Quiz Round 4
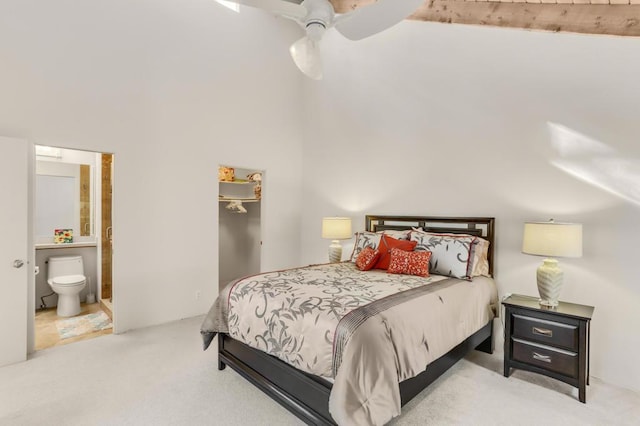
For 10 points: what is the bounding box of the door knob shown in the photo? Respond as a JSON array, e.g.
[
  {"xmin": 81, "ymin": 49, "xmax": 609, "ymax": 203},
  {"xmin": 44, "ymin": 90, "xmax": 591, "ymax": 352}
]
[{"xmin": 13, "ymin": 259, "xmax": 25, "ymax": 269}]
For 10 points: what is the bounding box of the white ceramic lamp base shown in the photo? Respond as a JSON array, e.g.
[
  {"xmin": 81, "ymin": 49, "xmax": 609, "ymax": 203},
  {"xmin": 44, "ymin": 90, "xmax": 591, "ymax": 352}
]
[
  {"xmin": 328, "ymin": 240, "xmax": 343, "ymax": 263},
  {"xmin": 537, "ymin": 258, "xmax": 563, "ymax": 307}
]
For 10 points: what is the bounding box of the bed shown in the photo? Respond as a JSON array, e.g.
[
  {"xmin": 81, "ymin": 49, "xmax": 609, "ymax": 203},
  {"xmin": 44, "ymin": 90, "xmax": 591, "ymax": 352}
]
[{"xmin": 201, "ymin": 215, "xmax": 497, "ymax": 425}]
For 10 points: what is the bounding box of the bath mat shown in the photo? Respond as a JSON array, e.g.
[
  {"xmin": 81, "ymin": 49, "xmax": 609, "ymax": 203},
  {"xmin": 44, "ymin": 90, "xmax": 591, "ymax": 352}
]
[{"xmin": 55, "ymin": 311, "xmax": 112, "ymax": 340}]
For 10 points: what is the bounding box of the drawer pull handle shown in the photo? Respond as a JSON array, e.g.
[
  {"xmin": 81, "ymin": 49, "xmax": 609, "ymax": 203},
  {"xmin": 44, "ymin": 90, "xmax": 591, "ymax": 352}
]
[
  {"xmin": 532, "ymin": 352, "xmax": 552, "ymax": 363},
  {"xmin": 532, "ymin": 327, "xmax": 553, "ymax": 337}
]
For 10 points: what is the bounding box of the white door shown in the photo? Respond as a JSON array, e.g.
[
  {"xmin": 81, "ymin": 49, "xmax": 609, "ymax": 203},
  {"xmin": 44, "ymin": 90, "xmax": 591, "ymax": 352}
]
[{"xmin": 0, "ymin": 137, "xmax": 29, "ymax": 366}]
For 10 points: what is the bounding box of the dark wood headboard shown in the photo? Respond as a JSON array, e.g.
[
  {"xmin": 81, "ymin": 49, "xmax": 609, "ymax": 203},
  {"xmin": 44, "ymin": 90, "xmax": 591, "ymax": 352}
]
[{"xmin": 365, "ymin": 215, "xmax": 496, "ymax": 277}]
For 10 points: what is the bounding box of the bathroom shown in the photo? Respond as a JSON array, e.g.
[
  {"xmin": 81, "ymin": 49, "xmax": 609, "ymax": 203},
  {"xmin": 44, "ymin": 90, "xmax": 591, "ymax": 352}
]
[{"xmin": 34, "ymin": 145, "xmax": 113, "ymax": 350}]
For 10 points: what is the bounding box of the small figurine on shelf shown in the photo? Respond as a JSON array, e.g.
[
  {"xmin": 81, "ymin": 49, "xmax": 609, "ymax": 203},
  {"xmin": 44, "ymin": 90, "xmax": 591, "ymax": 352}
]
[
  {"xmin": 218, "ymin": 166, "xmax": 235, "ymax": 182},
  {"xmin": 225, "ymin": 200, "xmax": 247, "ymax": 214},
  {"xmin": 54, "ymin": 229, "xmax": 73, "ymax": 244},
  {"xmin": 247, "ymin": 172, "xmax": 262, "ymax": 199}
]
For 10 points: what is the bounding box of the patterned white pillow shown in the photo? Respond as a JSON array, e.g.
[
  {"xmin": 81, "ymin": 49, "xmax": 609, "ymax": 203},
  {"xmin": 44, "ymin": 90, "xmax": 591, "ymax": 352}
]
[
  {"xmin": 409, "ymin": 231, "xmax": 476, "ymax": 279},
  {"xmin": 350, "ymin": 232, "xmax": 382, "ymax": 262},
  {"xmin": 375, "ymin": 229, "xmax": 411, "ymax": 240}
]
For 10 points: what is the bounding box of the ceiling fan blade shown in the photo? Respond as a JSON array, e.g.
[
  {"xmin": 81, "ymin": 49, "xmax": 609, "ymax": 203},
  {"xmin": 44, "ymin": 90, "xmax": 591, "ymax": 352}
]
[
  {"xmin": 289, "ymin": 36, "xmax": 323, "ymax": 80},
  {"xmin": 218, "ymin": 0, "xmax": 307, "ymax": 20},
  {"xmin": 334, "ymin": 0, "xmax": 424, "ymax": 41}
]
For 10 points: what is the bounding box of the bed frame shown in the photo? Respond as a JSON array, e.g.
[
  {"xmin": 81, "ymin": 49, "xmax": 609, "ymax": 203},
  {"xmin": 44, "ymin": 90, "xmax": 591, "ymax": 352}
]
[{"xmin": 217, "ymin": 215, "xmax": 496, "ymax": 425}]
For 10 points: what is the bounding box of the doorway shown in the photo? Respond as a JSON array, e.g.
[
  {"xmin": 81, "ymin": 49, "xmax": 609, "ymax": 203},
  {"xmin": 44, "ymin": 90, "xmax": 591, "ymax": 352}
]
[{"xmin": 33, "ymin": 146, "xmax": 114, "ymax": 351}]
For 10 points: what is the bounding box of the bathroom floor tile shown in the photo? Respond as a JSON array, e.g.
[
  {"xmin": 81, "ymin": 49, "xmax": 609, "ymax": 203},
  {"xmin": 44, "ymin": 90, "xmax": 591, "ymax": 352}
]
[{"xmin": 35, "ymin": 302, "xmax": 112, "ymax": 351}]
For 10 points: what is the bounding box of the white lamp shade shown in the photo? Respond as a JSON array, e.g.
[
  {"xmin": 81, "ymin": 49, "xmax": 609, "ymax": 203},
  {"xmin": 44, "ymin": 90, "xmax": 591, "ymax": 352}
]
[
  {"xmin": 322, "ymin": 217, "xmax": 352, "ymax": 240},
  {"xmin": 522, "ymin": 221, "xmax": 583, "ymax": 258}
]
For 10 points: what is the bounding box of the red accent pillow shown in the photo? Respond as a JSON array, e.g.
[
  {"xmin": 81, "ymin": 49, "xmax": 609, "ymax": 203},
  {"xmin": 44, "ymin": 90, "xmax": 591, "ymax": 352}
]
[
  {"xmin": 374, "ymin": 235, "xmax": 417, "ymax": 270},
  {"xmin": 355, "ymin": 247, "xmax": 380, "ymax": 271},
  {"xmin": 387, "ymin": 248, "xmax": 432, "ymax": 277}
]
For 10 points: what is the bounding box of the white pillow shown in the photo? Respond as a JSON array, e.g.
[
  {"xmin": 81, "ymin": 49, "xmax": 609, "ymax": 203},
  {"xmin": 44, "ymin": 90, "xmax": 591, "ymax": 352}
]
[
  {"xmin": 410, "ymin": 231, "xmax": 476, "ymax": 279},
  {"xmin": 375, "ymin": 229, "xmax": 411, "ymax": 240},
  {"xmin": 349, "ymin": 232, "xmax": 382, "ymax": 262},
  {"xmin": 410, "ymin": 229, "xmax": 490, "ymax": 278}
]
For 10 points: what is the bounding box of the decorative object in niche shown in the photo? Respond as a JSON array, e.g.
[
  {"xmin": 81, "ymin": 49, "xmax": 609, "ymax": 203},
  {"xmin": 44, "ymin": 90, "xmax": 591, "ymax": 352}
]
[
  {"xmin": 54, "ymin": 229, "xmax": 73, "ymax": 244},
  {"xmin": 226, "ymin": 200, "xmax": 247, "ymax": 214},
  {"xmin": 218, "ymin": 166, "xmax": 235, "ymax": 182},
  {"xmin": 247, "ymin": 172, "xmax": 262, "ymax": 199}
]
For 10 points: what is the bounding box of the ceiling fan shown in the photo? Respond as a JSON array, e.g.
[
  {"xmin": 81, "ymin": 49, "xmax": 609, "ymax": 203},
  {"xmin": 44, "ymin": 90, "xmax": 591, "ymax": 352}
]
[{"xmin": 218, "ymin": 0, "xmax": 424, "ymax": 80}]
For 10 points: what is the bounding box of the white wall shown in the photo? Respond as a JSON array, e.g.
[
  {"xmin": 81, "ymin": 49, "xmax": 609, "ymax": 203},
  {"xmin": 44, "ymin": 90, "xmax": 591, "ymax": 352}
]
[
  {"xmin": 300, "ymin": 23, "xmax": 640, "ymax": 392},
  {"xmin": 0, "ymin": 0, "xmax": 305, "ymax": 333}
]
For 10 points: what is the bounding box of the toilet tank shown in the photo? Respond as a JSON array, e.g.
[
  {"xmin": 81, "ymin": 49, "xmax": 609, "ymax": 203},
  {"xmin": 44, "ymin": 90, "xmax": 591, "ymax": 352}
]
[{"xmin": 47, "ymin": 255, "xmax": 84, "ymax": 279}]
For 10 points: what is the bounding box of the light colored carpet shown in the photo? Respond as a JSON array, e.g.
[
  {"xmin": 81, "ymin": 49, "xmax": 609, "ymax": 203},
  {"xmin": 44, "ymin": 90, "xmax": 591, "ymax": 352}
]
[
  {"xmin": 55, "ymin": 312, "xmax": 113, "ymax": 340},
  {"xmin": 0, "ymin": 316, "xmax": 638, "ymax": 426}
]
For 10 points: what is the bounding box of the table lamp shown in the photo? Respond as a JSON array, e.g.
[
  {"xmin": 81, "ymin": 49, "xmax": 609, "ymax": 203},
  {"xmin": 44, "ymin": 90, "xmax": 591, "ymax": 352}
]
[
  {"xmin": 522, "ymin": 219, "xmax": 583, "ymax": 307},
  {"xmin": 322, "ymin": 217, "xmax": 352, "ymax": 263}
]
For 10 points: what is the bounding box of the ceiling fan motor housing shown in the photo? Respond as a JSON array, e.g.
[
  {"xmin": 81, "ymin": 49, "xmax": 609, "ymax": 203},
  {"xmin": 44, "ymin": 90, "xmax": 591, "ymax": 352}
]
[
  {"xmin": 305, "ymin": 21, "xmax": 326, "ymax": 41},
  {"xmin": 301, "ymin": 0, "xmax": 334, "ymax": 40}
]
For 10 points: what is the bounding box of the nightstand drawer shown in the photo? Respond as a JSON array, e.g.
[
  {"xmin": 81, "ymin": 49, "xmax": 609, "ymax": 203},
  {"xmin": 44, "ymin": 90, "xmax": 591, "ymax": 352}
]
[
  {"xmin": 512, "ymin": 338, "xmax": 578, "ymax": 378},
  {"xmin": 512, "ymin": 314, "xmax": 578, "ymax": 351}
]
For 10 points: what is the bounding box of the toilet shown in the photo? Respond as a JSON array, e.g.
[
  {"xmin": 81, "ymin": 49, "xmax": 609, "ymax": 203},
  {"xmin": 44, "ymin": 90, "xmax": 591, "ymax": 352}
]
[{"xmin": 47, "ymin": 255, "xmax": 87, "ymax": 317}]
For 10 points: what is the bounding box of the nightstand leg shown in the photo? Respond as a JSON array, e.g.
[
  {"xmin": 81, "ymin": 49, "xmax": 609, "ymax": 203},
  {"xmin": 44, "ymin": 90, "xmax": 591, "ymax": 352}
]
[
  {"xmin": 587, "ymin": 321, "xmax": 591, "ymax": 386},
  {"xmin": 579, "ymin": 321, "xmax": 588, "ymax": 403},
  {"xmin": 503, "ymin": 344, "xmax": 511, "ymax": 377},
  {"xmin": 503, "ymin": 306, "xmax": 513, "ymax": 378}
]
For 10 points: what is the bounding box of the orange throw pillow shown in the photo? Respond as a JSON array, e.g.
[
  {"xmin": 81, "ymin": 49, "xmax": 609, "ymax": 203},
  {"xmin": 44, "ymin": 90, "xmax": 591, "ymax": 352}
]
[
  {"xmin": 388, "ymin": 248, "xmax": 432, "ymax": 277},
  {"xmin": 355, "ymin": 247, "xmax": 380, "ymax": 271},
  {"xmin": 374, "ymin": 235, "xmax": 417, "ymax": 270}
]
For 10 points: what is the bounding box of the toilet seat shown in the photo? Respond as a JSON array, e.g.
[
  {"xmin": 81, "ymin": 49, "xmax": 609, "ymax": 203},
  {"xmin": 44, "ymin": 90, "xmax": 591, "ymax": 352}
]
[{"xmin": 50, "ymin": 274, "xmax": 86, "ymax": 286}]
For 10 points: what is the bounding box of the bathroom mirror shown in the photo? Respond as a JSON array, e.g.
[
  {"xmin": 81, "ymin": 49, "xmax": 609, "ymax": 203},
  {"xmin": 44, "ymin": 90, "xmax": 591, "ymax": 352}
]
[{"xmin": 35, "ymin": 160, "xmax": 94, "ymax": 239}]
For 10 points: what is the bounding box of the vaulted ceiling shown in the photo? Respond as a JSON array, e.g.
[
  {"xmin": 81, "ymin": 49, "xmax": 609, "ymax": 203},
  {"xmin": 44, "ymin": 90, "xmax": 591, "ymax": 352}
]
[{"xmin": 330, "ymin": 0, "xmax": 640, "ymax": 37}]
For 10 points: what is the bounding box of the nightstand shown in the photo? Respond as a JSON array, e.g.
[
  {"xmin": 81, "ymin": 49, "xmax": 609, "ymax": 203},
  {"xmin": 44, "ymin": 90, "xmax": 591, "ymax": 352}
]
[{"xmin": 502, "ymin": 294, "xmax": 594, "ymax": 403}]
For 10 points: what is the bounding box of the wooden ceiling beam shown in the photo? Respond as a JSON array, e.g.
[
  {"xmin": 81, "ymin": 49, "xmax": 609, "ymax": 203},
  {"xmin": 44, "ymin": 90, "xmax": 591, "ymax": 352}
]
[{"xmin": 330, "ymin": 0, "xmax": 640, "ymax": 37}]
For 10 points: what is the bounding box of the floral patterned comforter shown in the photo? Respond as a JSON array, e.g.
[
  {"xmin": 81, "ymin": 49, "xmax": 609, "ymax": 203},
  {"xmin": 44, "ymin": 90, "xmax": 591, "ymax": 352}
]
[{"xmin": 201, "ymin": 262, "xmax": 497, "ymax": 425}]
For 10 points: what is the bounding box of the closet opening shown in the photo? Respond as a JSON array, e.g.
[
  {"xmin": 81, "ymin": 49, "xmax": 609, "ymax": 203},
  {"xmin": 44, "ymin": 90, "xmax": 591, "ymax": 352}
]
[{"xmin": 218, "ymin": 165, "xmax": 263, "ymax": 290}]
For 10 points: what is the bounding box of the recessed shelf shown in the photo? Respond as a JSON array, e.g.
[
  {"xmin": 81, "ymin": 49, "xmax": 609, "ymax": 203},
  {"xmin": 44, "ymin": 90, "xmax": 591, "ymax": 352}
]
[
  {"xmin": 219, "ymin": 168, "xmax": 262, "ymax": 207},
  {"xmin": 219, "ymin": 197, "xmax": 260, "ymax": 203},
  {"xmin": 219, "ymin": 180, "xmax": 256, "ymax": 185},
  {"xmin": 35, "ymin": 242, "xmax": 98, "ymax": 250}
]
